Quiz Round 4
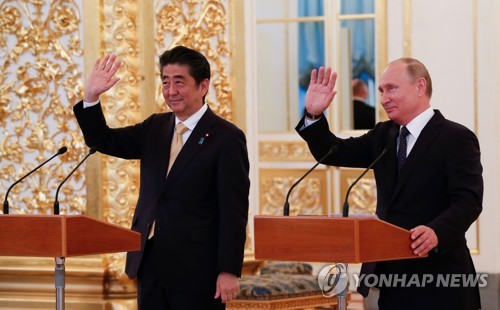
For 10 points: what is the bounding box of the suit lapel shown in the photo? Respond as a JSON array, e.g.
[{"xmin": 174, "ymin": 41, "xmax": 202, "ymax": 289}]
[
  {"xmin": 374, "ymin": 123, "xmax": 399, "ymax": 220},
  {"xmin": 156, "ymin": 114, "xmax": 176, "ymax": 182},
  {"xmin": 382, "ymin": 123, "xmax": 400, "ymax": 199},
  {"xmin": 163, "ymin": 107, "xmax": 217, "ymax": 190},
  {"xmin": 388, "ymin": 111, "xmax": 445, "ymax": 207}
]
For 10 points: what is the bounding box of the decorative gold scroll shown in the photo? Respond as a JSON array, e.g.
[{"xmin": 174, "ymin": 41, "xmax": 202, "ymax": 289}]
[
  {"xmin": 259, "ymin": 169, "xmax": 328, "ymax": 216},
  {"xmin": 259, "ymin": 141, "xmax": 314, "ymax": 161},
  {"xmin": 0, "ymin": 0, "xmax": 238, "ymax": 301},
  {"xmin": 339, "ymin": 168, "xmax": 377, "ymax": 214},
  {"xmin": 154, "ymin": 0, "xmax": 233, "ymax": 120},
  {"xmin": 100, "ymin": 0, "xmax": 234, "ymax": 280},
  {"xmin": 99, "ymin": 0, "xmax": 142, "ymax": 282},
  {"xmin": 0, "ymin": 0, "xmax": 86, "ymax": 215}
]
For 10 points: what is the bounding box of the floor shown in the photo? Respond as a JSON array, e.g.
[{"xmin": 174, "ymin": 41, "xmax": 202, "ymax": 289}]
[{"xmin": 315, "ymin": 292, "xmax": 368, "ymax": 310}]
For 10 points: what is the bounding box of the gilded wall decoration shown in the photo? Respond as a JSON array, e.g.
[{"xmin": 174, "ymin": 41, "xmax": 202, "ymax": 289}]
[
  {"xmin": 259, "ymin": 169, "xmax": 328, "ymax": 216},
  {"xmin": 0, "ymin": 0, "xmax": 86, "ymax": 215},
  {"xmin": 100, "ymin": 0, "xmax": 234, "ymax": 279},
  {"xmin": 259, "ymin": 141, "xmax": 314, "ymax": 161},
  {"xmin": 154, "ymin": 0, "xmax": 233, "ymax": 120},
  {"xmin": 340, "ymin": 169, "xmax": 377, "ymax": 215},
  {"xmin": 99, "ymin": 0, "xmax": 142, "ymax": 281}
]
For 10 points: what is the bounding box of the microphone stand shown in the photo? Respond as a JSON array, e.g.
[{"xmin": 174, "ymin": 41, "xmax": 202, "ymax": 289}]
[
  {"xmin": 54, "ymin": 147, "xmax": 96, "ymax": 215},
  {"xmin": 337, "ymin": 147, "xmax": 388, "ymax": 310},
  {"xmin": 52, "ymin": 147, "xmax": 96, "ymax": 310},
  {"xmin": 283, "ymin": 145, "xmax": 337, "ymax": 216},
  {"xmin": 3, "ymin": 147, "xmax": 67, "ymax": 214},
  {"xmin": 342, "ymin": 148, "xmax": 387, "ymax": 217}
]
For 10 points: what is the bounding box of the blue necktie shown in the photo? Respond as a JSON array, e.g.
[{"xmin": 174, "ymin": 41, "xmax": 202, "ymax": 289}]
[{"xmin": 397, "ymin": 126, "xmax": 410, "ymax": 172}]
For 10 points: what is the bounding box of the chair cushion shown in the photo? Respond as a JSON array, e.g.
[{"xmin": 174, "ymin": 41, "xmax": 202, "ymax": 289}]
[
  {"xmin": 238, "ymin": 274, "xmax": 321, "ymax": 300},
  {"xmin": 260, "ymin": 262, "xmax": 313, "ymax": 275}
]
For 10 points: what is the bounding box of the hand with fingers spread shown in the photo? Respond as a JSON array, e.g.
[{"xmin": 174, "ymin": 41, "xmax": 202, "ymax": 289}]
[
  {"xmin": 304, "ymin": 66, "xmax": 338, "ymax": 116},
  {"xmin": 214, "ymin": 272, "xmax": 239, "ymax": 303},
  {"xmin": 84, "ymin": 55, "xmax": 122, "ymax": 102},
  {"xmin": 410, "ymin": 225, "xmax": 439, "ymax": 256}
]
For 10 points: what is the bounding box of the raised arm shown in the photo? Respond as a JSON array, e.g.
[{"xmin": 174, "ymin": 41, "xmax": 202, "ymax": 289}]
[
  {"xmin": 304, "ymin": 66, "xmax": 338, "ymax": 115},
  {"xmin": 84, "ymin": 55, "xmax": 122, "ymax": 102}
]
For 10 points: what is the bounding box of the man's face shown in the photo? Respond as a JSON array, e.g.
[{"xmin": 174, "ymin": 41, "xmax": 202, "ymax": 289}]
[
  {"xmin": 378, "ymin": 61, "xmax": 423, "ymax": 125},
  {"xmin": 161, "ymin": 64, "xmax": 208, "ymax": 120}
]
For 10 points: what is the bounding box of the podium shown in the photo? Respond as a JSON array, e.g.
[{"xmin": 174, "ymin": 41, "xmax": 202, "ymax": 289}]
[
  {"xmin": 254, "ymin": 215, "xmax": 420, "ymax": 263},
  {"xmin": 0, "ymin": 214, "xmax": 141, "ymax": 309},
  {"xmin": 254, "ymin": 215, "xmax": 424, "ymax": 309}
]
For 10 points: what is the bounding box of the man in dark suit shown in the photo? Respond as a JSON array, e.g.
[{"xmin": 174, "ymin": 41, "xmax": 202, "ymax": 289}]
[
  {"xmin": 352, "ymin": 79, "xmax": 375, "ymax": 129},
  {"xmin": 297, "ymin": 58, "xmax": 482, "ymax": 310},
  {"xmin": 73, "ymin": 46, "xmax": 250, "ymax": 309}
]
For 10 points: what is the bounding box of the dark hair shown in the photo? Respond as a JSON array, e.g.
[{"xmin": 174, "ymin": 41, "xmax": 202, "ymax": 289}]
[
  {"xmin": 352, "ymin": 79, "xmax": 368, "ymax": 98},
  {"xmin": 159, "ymin": 46, "xmax": 211, "ymax": 86}
]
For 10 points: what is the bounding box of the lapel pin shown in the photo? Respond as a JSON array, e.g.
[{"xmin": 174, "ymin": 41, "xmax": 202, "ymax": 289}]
[{"xmin": 198, "ymin": 133, "xmax": 210, "ymax": 145}]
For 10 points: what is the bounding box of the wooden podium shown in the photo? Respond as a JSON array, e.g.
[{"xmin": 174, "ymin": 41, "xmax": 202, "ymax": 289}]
[
  {"xmin": 254, "ymin": 215, "xmax": 424, "ymax": 310},
  {"xmin": 254, "ymin": 215, "xmax": 420, "ymax": 263},
  {"xmin": 0, "ymin": 214, "xmax": 141, "ymax": 309}
]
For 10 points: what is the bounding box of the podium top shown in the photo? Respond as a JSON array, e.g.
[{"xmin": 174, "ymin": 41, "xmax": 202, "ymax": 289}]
[
  {"xmin": 254, "ymin": 215, "xmax": 423, "ymax": 263},
  {"xmin": 0, "ymin": 214, "xmax": 141, "ymax": 257}
]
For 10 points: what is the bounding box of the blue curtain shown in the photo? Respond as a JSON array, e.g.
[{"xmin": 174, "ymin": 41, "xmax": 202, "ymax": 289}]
[
  {"xmin": 298, "ymin": 0, "xmax": 325, "ymax": 116},
  {"xmin": 341, "ymin": 0, "xmax": 376, "ymax": 107}
]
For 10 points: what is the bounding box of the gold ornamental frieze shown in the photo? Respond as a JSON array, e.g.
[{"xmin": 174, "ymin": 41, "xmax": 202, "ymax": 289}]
[
  {"xmin": 0, "ymin": 0, "xmax": 86, "ymax": 215},
  {"xmin": 339, "ymin": 168, "xmax": 377, "ymax": 215},
  {"xmin": 99, "ymin": 0, "xmax": 142, "ymax": 282},
  {"xmin": 259, "ymin": 169, "xmax": 328, "ymax": 216},
  {"xmin": 100, "ymin": 0, "xmax": 234, "ymax": 281},
  {"xmin": 155, "ymin": 0, "xmax": 233, "ymax": 120},
  {"xmin": 259, "ymin": 141, "xmax": 314, "ymax": 161}
]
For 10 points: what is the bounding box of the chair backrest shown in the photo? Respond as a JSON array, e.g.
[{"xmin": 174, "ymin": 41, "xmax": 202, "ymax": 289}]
[{"xmin": 260, "ymin": 261, "xmax": 313, "ymax": 275}]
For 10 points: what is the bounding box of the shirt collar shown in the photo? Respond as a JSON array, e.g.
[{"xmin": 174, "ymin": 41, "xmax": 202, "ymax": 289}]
[
  {"xmin": 175, "ymin": 104, "xmax": 208, "ymax": 131},
  {"xmin": 403, "ymin": 107, "xmax": 435, "ymax": 139}
]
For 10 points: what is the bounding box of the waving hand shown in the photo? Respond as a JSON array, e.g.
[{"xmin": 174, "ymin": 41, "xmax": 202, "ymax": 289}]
[
  {"xmin": 304, "ymin": 67, "xmax": 338, "ymax": 115},
  {"xmin": 84, "ymin": 55, "xmax": 122, "ymax": 102}
]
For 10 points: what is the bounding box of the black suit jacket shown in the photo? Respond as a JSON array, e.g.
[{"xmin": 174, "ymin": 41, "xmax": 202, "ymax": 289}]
[
  {"xmin": 297, "ymin": 110, "xmax": 482, "ymax": 310},
  {"xmin": 353, "ymin": 99, "xmax": 375, "ymax": 130},
  {"xmin": 74, "ymin": 102, "xmax": 250, "ymax": 292}
]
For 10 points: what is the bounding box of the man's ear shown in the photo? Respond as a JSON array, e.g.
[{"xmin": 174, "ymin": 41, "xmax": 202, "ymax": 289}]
[
  {"xmin": 416, "ymin": 77, "xmax": 427, "ymax": 97},
  {"xmin": 200, "ymin": 79, "xmax": 210, "ymax": 96}
]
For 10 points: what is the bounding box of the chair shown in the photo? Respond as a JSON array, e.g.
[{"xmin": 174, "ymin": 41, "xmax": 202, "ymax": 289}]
[{"xmin": 228, "ymin": 261, "xmax": 340, "ymax": 310}]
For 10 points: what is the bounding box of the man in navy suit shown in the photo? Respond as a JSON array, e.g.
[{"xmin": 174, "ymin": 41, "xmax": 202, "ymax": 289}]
[
  {"xmin": 297, "ymin": 58, "xmax": 482, "ymax": 310},
  {"xmin": 74, "ymin": 46, "xmax": 250, "ymax": 309},
  {"xmin": 352, "ymin": 79, "xmax": 375, "ymax": 130}
]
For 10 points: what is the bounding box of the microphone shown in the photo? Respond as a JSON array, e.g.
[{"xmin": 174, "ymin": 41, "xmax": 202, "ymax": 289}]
[
  {"xmin": 342, "ymin": 147, "xmax": 388, "ymax": 217},
  {"xmin": 283, "ymin": 145, "xmax": 338, "ymax": 216},
  {"xmin": 3, "ymin": 147, "xmax": 68, "ymax": 215},
  {"xmin": 54, "ymin": 147, "xmax": 97, "ymax": 215}
]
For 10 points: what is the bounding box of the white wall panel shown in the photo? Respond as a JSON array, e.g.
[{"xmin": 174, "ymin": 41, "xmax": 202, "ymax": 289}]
[{"xmin": 411, "ymin": 0, "xmax": 475, "ymax": 131}]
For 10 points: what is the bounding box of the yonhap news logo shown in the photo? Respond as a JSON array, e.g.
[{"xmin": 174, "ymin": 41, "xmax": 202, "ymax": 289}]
[
  {"xmin": 353, "ymin": 273, "xmax": 488, "ymax": 288},
  {"xmin": 317, "ymin": 264, "xmax": 489, "ymax": 297},
  {"xmin": 317, "ymin": 263, "xmax": 349, "ymax": 297}
]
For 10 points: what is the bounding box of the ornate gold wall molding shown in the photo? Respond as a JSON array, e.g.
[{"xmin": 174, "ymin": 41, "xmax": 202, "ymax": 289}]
[
  {"xmin": 259, "ymin": 169, "xmax": 328, "ymax": 216},
  {"xmin": 339, "ymin": 168, "xmax": 377, "ymax": 215},
  {"xmin": 0, "ymin": 0, "xmax": 86, "ymax": 215},
  {"xmin": 98, "ymin": 0, "xmax": 143, "ymax": 283},
  {"xmin": 259, "ymin": 141, "xmax": 314, "ymax": 161},
  {"xmin": 96, "ymin": 0, "xmax": 236, "ymax": 281},
  {"xmin": 0, "ymin": 0, "xmax": 239, "ymax": 307},
  {"xmin": 154, "ymin": 0, "xmax": 234, "ymax": 120}
]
